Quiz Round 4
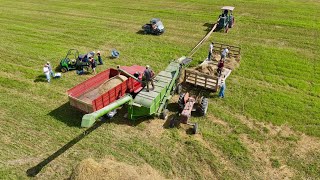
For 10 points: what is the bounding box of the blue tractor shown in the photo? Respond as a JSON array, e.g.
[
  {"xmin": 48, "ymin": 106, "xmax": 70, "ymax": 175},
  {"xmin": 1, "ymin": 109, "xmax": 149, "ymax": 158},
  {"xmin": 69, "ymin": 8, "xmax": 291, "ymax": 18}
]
[{"xmin": 216, "ymin": 6, "xmax": 235, "ymax": 33}]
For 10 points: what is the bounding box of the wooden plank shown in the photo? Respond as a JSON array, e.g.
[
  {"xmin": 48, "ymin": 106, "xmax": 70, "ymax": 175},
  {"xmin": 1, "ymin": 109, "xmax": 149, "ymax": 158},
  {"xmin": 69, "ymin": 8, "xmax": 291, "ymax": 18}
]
[
  {"xmin": 212, "ymin": 42, "xmax": 241, "ymax": 58},
  {"xmin": 186, "ymin": 79, "xmax": 216, "ymax": 87},
  {"xmin": 186, "ymin": 76, "xmax": 215, "ymax": 83},
  {"xmin": 185, "ymin": 69, "xmax": 216, "ymax": 79}
]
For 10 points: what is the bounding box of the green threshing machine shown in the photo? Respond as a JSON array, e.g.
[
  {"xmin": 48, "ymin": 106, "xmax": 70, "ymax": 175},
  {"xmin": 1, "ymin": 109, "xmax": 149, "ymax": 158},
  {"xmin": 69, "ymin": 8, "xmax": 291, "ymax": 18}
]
[{"xmin": 81, "ymin": 57, "xmax": 191, "ymax": 127}]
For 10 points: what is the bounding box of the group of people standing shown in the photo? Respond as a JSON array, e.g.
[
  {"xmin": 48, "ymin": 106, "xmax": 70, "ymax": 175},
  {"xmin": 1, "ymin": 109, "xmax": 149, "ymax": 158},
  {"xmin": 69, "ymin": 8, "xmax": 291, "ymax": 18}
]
[
  {"xmin": 207, "ymin": 42, "xmax": 229, "ymax": 98},
  {"xmin": 82, "ymin": 51, "xmax": 103, "ymax": 74}
]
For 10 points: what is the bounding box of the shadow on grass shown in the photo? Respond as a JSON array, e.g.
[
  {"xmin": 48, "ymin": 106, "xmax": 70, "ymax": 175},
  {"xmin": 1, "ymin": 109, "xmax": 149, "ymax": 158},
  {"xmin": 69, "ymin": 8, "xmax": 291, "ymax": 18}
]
[
  {"xmin": 34, "ymin": 75, "xmax": 47, "ymax": 83},
  {"xmin": 203, "ymin": 22, "xmax": 214, "ymax": 32},
  {"xmin": 54, "ymin": 66, "xmax": 61, "ymax": 72},
  {"xmin": 106, "ymin": 106, "xmax": 148, "ymax": 127},
  {"xmin": 136, "ymin": 30, "xmax": 146, "ymax": 35},
  {"xmin": 26, "ymin": 120, "xmax": 105, "ymax": 177},
  {"xmin": 48, "ymin": 102, "xmax": 84, "ymax": 127}
]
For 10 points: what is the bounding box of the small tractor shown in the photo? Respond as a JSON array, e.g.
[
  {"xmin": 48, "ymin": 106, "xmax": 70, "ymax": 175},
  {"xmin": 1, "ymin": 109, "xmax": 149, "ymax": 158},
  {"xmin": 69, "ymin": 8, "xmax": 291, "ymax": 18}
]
[
  {"xmin": 59, "ymin": 49, "xmax": 91, "ymax": 73},
  {"xmin": 169, "ymin": 92, "xmax": 209, "ymax": 134},
  {"xmin": 216, "ymin": 6, "xmax": 235, "ymax": 33},
  {"xmin": 142, "ymin": 18, "xmax": 165, "ymax": 35}
]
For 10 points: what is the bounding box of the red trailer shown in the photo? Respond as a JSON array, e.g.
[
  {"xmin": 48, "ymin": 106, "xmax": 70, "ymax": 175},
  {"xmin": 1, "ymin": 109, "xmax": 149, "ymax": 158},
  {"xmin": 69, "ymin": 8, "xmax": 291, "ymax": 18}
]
[{"xmin": 67, "ymin": 65, "xmax": 145, "ymax": 113}]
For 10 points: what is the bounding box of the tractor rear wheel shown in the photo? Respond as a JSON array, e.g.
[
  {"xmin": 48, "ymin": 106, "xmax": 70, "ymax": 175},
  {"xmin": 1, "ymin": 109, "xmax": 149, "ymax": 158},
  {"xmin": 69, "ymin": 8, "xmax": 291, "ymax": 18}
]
[
  {"xmin": 199, "ymin": 97, "xmax": 208, "ymax": 116},
  {"xmin": 61, "ymin": 67, "xmax": 67, "ymax": 73},
  {"xmin": 160, "ymin": 109, "xmax": 169, "ymax": 120},
  {"xmin": 178, "ymin": 93, "xmax": 186, "ymax": 112},
  {"xmin": 232, "ymin": 17, "xmax": 235, "ymax": 27},
  {"xmin": 225, "ymin": 25, "xmax": 229, "ymax": 33}
]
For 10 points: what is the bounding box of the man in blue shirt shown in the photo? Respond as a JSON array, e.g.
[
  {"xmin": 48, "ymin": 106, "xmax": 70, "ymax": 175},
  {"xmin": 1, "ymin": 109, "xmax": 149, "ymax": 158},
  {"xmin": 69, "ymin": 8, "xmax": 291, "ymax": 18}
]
[{"xmin": 219, "ymin": 76, "xmax": 226, "ymax": 98}]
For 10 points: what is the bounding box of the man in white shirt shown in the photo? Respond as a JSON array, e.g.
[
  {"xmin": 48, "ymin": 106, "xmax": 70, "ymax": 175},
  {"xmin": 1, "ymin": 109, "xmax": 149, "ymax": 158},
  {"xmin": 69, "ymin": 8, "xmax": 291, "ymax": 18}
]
[
  {"xmin": 221, "ymin": 48, "xmax": 229, "ymax": 62},
  {"xmin": 43, "ymin": 64, "xmax": 50, "ymax": 83},
  {"xmin": 207, "ymin": 42, "xmax": 214, "ymax": 61},
  {"xmin": 47, "ymin": 61, "xmax": 54, "ymax": 77}
]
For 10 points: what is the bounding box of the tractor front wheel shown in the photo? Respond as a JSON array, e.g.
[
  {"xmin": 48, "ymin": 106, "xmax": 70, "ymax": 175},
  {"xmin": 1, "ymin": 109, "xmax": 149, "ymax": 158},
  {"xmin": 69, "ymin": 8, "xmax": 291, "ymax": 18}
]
[
  {"xmin": 161, "ymin": 109, "xmax": 169, "ymax": 120},
  {"xmin": 178, "ymin": 93, "xmax": 186, "ymax": 112},
  {"xmin": 61, "ymin": 67, "xmax": 68, "ymax": 73},
  {"xmin": 192, "ymin": 123, "xmax": 198, "ymax": 134},
  {"xmin": 199, "ymin": 97, "xmax": 208, "ymax": 116}
]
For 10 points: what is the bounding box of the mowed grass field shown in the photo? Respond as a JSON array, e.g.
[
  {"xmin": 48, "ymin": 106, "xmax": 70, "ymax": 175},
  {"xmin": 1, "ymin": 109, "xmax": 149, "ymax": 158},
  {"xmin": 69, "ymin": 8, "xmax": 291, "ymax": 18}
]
[{"xmin": 0, "ymin": 0, "xmax": 320, "ymax": 179}]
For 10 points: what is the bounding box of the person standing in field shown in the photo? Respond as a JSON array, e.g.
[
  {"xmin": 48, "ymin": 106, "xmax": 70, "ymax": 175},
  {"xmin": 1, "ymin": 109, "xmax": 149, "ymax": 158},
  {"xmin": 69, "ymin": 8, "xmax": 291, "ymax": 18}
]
[
  {"xmin": 97, "ymin": 51, "xmax": 103, "ymax": 65},
  {"xmin": 217, "ymin": 59, "xmax": 224, "ymax": 76},
  {"xmin": 220, "ymin": 47, "xmax": 229, "ymax": 62},
  {"xmin": 46, "ymin": 61, "xmax": 54, "ymax": 77},
  {"xmin": 208, "ymin": 42, "xmax": 214, "ymax": 61},
  {"xmin": 43, "ymin": 64, "xmax": 50, "ymax": 83},
  {"xmin": 144, "ymin": 65, "xmax": 154, "ymax": 92},
  {"xmin": 219, "ymin": 76, "xmax": 226, "ymax": 98}
]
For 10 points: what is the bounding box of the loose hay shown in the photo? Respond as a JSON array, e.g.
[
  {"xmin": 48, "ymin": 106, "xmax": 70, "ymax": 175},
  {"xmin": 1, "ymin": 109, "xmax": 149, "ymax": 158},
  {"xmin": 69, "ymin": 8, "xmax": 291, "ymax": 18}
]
[
  {"xmin": 78, "ymin": 75, "xmax": 128, "ymax": 103},
  {"xmin": 195, "ymin": 64, "xmax": 217, "ymax": 75},
  {"xmin": 194, "ymin": 54, "xmax": 240, "ymax": 75},
  {"xmin": 70, "ymin": 158, "xmax": 166, "ymax": 180},
  {"xmin": 98, "ymin": 75, "xmax": 127, "ymax": 94},
  {"xmin": 224, "ymin": 57, "xmax": 240, "ymax": 70}
]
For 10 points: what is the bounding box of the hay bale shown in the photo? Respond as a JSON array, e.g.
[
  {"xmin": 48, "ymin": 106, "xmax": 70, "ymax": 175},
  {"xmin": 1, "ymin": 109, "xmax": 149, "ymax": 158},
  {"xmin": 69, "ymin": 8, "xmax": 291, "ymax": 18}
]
[{"xmin": 70, "ymin": 158, "xmax": 166, "ymax": 180}]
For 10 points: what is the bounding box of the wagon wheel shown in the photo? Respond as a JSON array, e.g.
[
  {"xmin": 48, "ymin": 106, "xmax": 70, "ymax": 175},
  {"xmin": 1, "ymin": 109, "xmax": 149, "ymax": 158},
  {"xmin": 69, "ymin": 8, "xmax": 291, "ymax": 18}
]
[
  {"xmin": 178, "ymin": 93, "xmax": 186, "ymax": 112},
  {"xmin": 199, "ymin": 97, "xmax": 208, "ymax": 116},
  {"xmin": 61, "ymin": 67, "xmax": 68, "ymax": 73},
  {"xmin": 192, "ymin": 123, "xmax": 199, "ymax": 134}
]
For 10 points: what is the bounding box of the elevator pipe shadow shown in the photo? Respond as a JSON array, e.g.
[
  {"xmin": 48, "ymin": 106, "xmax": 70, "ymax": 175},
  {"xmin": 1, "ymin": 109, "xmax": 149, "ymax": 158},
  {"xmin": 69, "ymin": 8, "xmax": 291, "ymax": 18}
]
[{"xmin": 26, "ymin": 120, "xmax": 105, "ymax": 177}]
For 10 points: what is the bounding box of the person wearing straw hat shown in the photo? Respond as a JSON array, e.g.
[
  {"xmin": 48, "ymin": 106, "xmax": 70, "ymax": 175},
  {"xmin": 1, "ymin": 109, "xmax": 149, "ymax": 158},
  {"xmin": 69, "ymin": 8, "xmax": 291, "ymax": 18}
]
[
  {"xmin": 43, "ymin": 64, "xmax": 50, "ymax": 83},
  {"xmin": 218, "ymin": 75, "xmax": 226, "ymax": 98},
  {"xmin": 46, "ymin": 61, "xmax": 54, "ymax": 77},
  {"xmin": 144, "ymin": 65, "xmax": 154, "ymax": 92}
]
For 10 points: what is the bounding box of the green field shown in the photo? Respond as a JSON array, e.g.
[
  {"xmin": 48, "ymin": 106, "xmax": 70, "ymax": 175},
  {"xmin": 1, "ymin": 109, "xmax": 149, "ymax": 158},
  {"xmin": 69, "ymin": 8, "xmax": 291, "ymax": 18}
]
[{"xmin": 0, "ymin": 0, "xmax": 319, "ymax": 179}]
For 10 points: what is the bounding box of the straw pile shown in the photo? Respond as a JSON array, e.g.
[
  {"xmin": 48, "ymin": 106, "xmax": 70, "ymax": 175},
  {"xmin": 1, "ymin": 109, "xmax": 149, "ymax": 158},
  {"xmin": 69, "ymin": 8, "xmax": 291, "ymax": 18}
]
[
  {"xmin": 78, "ymin": 75, "xmax": 127, "ymax": 103},
  {"xmin": 98, "ymin": 75, "xmax": 127, "ymax": 94},
  {"xmin": 70, "ymin": 158, "xmax": 165, "ymax": 180},
  {"xmin": 195, "ymin": 64, "xmax": 217, "ymax": 75}
]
